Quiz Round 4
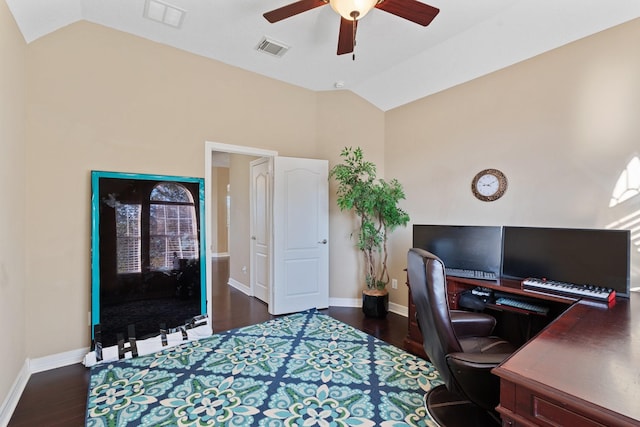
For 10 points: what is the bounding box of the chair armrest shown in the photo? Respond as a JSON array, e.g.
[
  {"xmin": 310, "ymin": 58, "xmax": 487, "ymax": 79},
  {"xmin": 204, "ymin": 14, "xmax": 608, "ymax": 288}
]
[{"xmin": 450, "ymin": 310, "xmax": 496, "ymax": 338}]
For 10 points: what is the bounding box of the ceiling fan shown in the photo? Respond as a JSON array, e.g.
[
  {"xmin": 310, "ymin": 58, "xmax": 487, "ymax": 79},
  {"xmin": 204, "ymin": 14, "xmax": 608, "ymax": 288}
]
[{"xmin": 263, "ymin": 0, "xmax": 440, "ymax": 58}]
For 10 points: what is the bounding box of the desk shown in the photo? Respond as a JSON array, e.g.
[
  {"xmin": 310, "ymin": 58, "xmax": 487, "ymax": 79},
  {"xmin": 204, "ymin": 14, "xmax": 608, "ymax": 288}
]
[
  {"xmin": 404, "ymin": 276, "xmax": 640, "ymax": 426},
  {"xmin": 493, "ymin": 296, "xmax": 640, "ymax": 426}
]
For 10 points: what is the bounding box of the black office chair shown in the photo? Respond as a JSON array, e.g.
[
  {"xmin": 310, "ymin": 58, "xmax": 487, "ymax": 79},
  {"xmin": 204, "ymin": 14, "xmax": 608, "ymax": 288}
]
[{"xmin": 407, "ymin": 248, "xmax": 515, "ymax": 427}]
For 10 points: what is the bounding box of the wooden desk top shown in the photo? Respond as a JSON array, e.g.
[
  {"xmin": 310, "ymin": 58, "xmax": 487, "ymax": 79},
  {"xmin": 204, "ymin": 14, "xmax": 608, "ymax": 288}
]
[{"xmin": 493, "ymin": 294, "xmax": 640, "ymax": 424}]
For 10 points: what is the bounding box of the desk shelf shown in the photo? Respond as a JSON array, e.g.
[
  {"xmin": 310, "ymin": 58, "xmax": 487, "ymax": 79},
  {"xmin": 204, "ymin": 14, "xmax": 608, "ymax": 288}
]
[{"xmin": 485, "ymin": 302, "xmax": 547, "ymax": 317}]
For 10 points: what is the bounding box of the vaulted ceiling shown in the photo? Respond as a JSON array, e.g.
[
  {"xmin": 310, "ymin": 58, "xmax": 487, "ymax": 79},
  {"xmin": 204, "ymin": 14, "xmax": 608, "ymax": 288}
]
[{"xmin": 6, "ymin": 0, "xmax": 640, "ymax": 110}]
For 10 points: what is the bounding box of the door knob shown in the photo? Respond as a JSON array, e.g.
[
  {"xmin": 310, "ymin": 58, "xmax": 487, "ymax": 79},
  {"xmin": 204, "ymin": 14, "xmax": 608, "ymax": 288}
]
[
  {"xmin": 318, "ymin": 239, "xmax": 327, "ymax": 244},
  {"xmin": 251, "ymin": 236, "xmax": 256, "ymax": 240}
]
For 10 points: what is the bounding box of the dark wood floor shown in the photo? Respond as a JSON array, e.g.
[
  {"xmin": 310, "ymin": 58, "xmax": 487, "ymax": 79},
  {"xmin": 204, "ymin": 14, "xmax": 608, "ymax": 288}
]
[{"xmin": 9, "ymin": 259, "xmax": 409, "ymax": 426}]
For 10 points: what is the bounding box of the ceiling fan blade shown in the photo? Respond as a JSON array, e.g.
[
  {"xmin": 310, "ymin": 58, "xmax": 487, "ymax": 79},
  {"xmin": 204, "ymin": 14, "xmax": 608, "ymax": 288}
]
[
  {"xmin": 337, "ymin": 17, "xmax": 357, "ymax": 55},
  {"xmin": 263, "ymin": 0, "xmax": 327, "ymax": 23},
  {"xmin": 375, "ymin": 0, "xmax": 439, "ymax": 26}
]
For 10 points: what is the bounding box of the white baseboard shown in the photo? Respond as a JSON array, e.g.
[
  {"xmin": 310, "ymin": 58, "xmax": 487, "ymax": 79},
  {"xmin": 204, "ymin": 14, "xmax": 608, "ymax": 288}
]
[
  {"xmin": 29, "ymin": 347, "xmax": 90, "ymax": 374},
  {"xmin": 228, "ymin": 278, "xmax": 251, "ymax": 295},
  {"xmin": 0, "ymin": 348, "xmax": 89, "ymax": 425},
  {"xmin": 329, "ymin": 297, "xmax": 408, "ymax": 317},
  {"xmin": 389, "ymin": 302, "xmax": 408, "ymax": 317},
  {"xmin": 0, "ymin": 360, "xmax": 29, "ymax": 426},
  {"xmin": 211, "ymin": 252, "xmax": 229, "ymax": 258},
  {"xmin": 328, "ymin": 297, "xmax": 360, "ymax": 307}
]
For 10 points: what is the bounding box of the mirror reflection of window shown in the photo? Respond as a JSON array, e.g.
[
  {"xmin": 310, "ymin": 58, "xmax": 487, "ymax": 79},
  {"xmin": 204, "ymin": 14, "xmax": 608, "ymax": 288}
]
[
  {"xmin": 149, "ymin": 183, "xmax": 199, "ymax": 271},
  {"xmin": 116, "ymin": 204, "xmax": 142, "ymax": 274}
]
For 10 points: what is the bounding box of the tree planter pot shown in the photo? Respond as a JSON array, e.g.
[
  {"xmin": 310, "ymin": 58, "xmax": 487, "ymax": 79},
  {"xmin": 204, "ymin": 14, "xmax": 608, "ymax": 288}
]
[{"xmin": 362, "ymin": 290, "xmax": 389, "ymax": 318}]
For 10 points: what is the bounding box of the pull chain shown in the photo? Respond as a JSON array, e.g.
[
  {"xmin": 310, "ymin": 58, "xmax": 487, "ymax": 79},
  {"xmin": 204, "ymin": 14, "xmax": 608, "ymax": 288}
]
[{"xmin": 350, "ymin": 11, "xmax": 358, "ymax": 61}]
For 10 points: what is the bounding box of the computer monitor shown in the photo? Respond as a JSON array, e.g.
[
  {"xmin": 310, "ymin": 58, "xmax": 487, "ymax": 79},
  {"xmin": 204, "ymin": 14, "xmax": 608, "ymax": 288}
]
[
  {"xmin": 502, "ymin": 226, "xmax": 630, "ymax": 297},
  {"xmin": 412, "ymin": 225, "xmax": 503, "ymax": 280}
]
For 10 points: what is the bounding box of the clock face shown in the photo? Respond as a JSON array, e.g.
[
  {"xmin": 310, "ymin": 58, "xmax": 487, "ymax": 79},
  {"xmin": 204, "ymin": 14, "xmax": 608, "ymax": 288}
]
[
  {"xmin": 471, "ymin": 169, "xmax": 507, "ymax": 201},
  {"xmin": 476, "ymin": 174, "xmax": 499, "ymax": 196}
]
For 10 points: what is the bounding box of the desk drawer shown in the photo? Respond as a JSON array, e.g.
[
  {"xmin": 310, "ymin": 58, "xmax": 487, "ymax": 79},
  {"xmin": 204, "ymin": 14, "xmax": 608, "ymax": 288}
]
[
  {"xmin": 498, "ymin": 380, "xmax": 609, "ymax": 427},
  {"xmin": 530, "ymin": 395, "xmax": 606, "ymax": 427}
]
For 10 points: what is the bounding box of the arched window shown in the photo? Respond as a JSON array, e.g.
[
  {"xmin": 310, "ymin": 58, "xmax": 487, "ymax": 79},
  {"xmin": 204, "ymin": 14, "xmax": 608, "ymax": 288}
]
[
  {"xmin": 610, "ymin": 156, "xmax": 640, "ymax": 207},
  {"xmin": 149, "ymin": 182, "xmax": 199, "ymax": 270},
  {"xmin": 607, "ymin": 157, "xmax": 640, "ymax": 258}
]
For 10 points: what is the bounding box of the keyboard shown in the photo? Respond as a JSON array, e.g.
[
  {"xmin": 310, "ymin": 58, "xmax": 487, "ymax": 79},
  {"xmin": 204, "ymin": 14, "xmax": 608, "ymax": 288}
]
[
  {"xmin": 522, "ymin": 277, "xmax": 615, "ymax": 302},
  {"xmin": 447, "ymin": 268, "xmax": 497, "ymax": 280},
  {"xmin": 494, "ymin": 296, "xmax": 549, "ymax": 315}
]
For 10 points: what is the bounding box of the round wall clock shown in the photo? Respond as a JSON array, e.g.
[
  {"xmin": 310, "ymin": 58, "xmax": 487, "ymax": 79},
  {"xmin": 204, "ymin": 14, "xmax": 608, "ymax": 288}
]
[{"xmin": 471, "ymin": 168, "xmax": 508, "ymax": 202}]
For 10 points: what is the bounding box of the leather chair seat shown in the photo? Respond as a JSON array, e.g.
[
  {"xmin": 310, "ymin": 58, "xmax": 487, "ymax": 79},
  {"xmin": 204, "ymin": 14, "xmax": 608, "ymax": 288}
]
[
  {"xmin": 451, "ymin": 310, "xmax": 496, "ymax": 337},
  {"xmin": 458, "ymin": 336, "xmax": 513, "ymax": 354}
]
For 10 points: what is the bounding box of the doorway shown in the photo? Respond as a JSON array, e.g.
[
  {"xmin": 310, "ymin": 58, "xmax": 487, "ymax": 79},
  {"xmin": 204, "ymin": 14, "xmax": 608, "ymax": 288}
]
[
  {"xmin": 204, "ymin": 142, "xmax": 278, "ymax": 320},
  {"xmin": 205, "ymin": 142, "xmax": 329, "ymax": 317}
]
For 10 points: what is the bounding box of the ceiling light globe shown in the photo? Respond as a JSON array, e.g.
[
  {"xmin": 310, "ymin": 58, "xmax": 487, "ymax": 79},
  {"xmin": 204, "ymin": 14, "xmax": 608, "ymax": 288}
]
[{"xmin": 329, "ymin": 0, "xmax": 378, "ymax": 20}]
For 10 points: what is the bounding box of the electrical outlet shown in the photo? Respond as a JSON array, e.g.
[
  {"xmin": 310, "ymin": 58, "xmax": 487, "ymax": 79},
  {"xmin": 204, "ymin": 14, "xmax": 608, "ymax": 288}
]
[{"xmin": 392, "ymin": 279, "xmax": 398, "ymax": 289}]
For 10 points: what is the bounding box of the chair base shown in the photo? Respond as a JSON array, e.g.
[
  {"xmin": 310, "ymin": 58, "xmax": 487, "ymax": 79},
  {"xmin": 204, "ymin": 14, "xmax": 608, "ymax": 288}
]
[{"xmin": 424, "ymin": 385, "xmax": 501, "ymax": 427}]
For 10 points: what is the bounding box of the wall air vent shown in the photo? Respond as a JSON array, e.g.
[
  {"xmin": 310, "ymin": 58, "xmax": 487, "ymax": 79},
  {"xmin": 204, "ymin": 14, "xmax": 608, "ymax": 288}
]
[{"xmin": 257, "ymin": 37, "xmax": 289, "ymax": 57}]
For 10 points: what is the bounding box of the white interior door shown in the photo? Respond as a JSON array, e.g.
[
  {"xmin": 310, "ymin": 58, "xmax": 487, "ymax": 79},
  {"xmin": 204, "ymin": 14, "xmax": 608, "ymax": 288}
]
[
  {"xmin": 250, "ymin": 158, "xmax": 271, "ymax": 303},
  {"xmin": 270, "ymin": 156, "xmax": 329, "ymax": 315}
]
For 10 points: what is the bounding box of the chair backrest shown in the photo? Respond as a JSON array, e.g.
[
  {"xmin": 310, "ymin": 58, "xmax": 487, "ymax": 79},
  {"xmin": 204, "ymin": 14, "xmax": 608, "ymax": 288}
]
[{"xmin": 407, "ymin": 248, "xmax": 463, "ymax": 393}]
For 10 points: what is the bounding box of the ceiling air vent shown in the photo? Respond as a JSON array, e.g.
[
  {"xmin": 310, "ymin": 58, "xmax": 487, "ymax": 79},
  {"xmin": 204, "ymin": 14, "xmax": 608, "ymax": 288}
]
[
  {"xmin": 144, "ymin": 0, "xmax": 186, "ymax": 29},
  {"xmin": 257, "ymin": 37, "xmax": 289, "ymax": 57}
]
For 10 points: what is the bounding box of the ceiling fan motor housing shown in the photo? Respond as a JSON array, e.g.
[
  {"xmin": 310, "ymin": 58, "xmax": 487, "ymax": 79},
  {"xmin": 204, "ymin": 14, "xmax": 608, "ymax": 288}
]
[{"xmin": 329, "ymin": 0, "xmax": 378, "ymax": 20}]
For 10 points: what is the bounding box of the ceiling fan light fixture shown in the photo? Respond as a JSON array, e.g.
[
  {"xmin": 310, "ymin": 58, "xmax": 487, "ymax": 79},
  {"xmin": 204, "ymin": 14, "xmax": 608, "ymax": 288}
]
[{"xmin": 329, "ymin": 0, "xmax": 378, "ymax": 20}]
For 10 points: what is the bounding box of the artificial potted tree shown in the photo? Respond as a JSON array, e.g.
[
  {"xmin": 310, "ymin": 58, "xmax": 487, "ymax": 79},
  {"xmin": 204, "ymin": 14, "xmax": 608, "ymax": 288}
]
[{"xmin": 330, "ymin": 147, "xmax": 410, "ymax": 318}]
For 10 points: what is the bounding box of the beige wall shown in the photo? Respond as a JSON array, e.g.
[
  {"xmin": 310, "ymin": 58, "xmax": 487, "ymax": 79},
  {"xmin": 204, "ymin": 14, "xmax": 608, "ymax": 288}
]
[
  {"xmin": 22, "ymin": 21, "xmax": 376, "ymax": 359},
  {"xmin": 385, "ymin": 17, "xmax": 640, "ymax": 307},
  {"xmin": 22, "ymin": 21, "xmax": 319, "ymax": 358},
  {"xmin": 0, "ymin": 0, "xmax": 26, "ymax": 410},
  {"xmin": 315, "ymin": 91, "xmax": 386, "ymax": 300},
  {"xmin": 210, "ymin": 166, "xmax": 230, "ymax": 255}
]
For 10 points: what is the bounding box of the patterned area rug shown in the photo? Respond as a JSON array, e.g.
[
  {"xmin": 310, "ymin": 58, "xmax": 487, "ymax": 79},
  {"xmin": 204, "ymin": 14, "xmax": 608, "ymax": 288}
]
[{"xmin": 86, "ymin": 310, "xmax": 442, "ymax": 426}]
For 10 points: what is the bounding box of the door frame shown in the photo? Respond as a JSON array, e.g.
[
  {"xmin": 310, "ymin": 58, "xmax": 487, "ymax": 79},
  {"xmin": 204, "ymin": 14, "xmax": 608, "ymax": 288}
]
[{"xmin": 204, "ymin": 141, "xmax": 278, "ymax": 321}]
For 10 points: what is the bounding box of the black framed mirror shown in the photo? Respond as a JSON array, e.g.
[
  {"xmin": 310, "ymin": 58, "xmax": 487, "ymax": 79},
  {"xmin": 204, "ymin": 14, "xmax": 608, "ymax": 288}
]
[{"xmin": 91, "ymin": 171, "xmax": 206, "ymax": 347}]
